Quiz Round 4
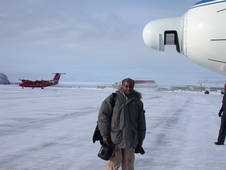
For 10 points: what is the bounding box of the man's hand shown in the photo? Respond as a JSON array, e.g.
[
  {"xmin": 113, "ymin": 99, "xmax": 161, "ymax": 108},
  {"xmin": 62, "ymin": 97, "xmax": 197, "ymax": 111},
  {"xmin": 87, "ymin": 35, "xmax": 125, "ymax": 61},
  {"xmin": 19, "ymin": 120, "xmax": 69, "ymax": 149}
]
[
  {"xmin": 135, "ymin": 145, "xmax": 145, "ymax": 155},
  {"xmin": 218, "ymin": 111, "xmax": 222, "ymax": 117},
  {"xmin": 218, "ymin": 107, "xmax": 223, "ymax": 117},
  {"xmin": 102, "ymin": 137, "xmax": 110, "ymax": 144}
]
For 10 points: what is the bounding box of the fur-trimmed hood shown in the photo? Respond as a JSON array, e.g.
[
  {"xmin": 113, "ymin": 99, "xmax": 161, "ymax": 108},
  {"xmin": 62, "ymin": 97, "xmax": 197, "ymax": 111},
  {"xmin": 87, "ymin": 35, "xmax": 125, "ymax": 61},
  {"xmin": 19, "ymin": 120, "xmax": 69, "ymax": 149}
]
[{"xmin": 117, "ymin": 89, "xmax": 142, "ymax": 100}]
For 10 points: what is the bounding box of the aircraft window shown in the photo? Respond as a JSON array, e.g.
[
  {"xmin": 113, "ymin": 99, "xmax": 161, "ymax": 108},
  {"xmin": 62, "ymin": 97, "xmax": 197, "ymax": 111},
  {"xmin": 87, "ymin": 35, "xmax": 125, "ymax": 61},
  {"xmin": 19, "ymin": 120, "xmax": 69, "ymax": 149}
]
[{"xmin": 164, "ymin": 31, "xmax": 180, "ymax": 52}]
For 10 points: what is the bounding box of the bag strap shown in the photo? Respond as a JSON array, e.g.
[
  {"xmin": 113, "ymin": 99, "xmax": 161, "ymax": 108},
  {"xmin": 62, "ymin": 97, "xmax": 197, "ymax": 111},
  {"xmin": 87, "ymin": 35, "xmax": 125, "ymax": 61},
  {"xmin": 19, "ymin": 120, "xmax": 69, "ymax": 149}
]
[
  {"xmin": 109, "ymin": 92, "xmax": 117, "ymax": 121},
  {"xmin": 109, "ymin": 93, "xmax": 116, "ymax": 109}
]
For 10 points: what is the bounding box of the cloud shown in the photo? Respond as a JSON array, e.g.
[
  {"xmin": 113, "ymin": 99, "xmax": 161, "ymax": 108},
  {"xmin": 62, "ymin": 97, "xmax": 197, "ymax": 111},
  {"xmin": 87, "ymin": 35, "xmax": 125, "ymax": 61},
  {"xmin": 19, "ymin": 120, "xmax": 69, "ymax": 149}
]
[{"xmin": 1, "ymin": 0, "xmax": 225, "ymax": 84}]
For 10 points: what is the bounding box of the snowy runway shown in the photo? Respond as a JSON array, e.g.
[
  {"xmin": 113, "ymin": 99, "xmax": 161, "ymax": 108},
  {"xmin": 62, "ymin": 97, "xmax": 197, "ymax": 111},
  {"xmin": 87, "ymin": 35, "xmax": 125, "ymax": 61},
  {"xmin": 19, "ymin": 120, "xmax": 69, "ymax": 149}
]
[{"xmin": 0, "ymin": 85, "xmax": 225, "ymax": 170}]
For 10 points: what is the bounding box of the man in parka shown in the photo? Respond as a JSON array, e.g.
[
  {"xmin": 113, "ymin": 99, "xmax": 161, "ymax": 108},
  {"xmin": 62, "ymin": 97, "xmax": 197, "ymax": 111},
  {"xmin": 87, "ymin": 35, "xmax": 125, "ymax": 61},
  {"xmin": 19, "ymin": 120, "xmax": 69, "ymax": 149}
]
[
  {"xmin": 215, "ymin": 84, "xmax": 226, "ymax": 145},
  {"xmin": 98, "ymin": 78, "xmax": 146, "ymax": 170}
]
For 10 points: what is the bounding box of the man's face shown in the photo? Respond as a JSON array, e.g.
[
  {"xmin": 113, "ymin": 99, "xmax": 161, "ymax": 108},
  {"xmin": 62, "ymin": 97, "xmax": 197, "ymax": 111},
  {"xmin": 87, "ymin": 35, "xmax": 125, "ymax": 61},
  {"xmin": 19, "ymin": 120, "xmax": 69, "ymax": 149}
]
[{"xmin": 122, "ymin": 81, "xmax": 134, "ymax": 96}]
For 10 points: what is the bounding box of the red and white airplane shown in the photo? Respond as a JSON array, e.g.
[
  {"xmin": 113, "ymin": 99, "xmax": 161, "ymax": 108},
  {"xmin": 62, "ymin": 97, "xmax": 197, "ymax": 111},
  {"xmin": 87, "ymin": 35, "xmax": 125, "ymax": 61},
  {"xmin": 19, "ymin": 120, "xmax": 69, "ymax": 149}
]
[{"xmin": 19, "ymin": 73, "xmax": 64, "ymax": 89}]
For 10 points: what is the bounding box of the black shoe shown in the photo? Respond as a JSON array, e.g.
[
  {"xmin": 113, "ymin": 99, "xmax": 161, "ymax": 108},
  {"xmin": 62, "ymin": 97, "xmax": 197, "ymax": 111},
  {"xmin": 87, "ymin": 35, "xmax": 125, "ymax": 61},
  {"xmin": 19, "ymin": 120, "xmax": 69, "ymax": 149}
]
[{"xmin": 214, "ymin": 141, "xmax": 224, "ymax": 145}]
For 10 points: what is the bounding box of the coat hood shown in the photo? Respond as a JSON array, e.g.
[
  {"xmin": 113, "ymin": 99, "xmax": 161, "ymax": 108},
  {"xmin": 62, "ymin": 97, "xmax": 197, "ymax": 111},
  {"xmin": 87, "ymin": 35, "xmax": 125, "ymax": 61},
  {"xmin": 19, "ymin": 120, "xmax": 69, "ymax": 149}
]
[{"xmin": 116, "ymin": 89, "xmax": 142, "ymax": 100}]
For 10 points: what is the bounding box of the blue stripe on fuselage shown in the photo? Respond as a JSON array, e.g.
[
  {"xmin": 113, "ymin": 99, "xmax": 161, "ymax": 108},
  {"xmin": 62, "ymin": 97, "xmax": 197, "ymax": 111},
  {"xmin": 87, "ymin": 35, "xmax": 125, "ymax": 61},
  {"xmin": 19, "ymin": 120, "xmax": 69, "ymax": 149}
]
[
  {"xmin": 195, "ymin": 0, "xmax": 218, "ymax": 6},
  {"xmin": 192, "ymin": 0, "xmax": 226, "ymax": 8}
]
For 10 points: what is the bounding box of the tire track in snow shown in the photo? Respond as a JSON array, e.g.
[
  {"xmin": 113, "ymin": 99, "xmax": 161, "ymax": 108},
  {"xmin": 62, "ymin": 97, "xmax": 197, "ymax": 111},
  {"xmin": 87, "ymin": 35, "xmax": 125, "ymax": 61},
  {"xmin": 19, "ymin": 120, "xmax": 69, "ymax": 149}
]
[{"xmin": 136, "ymin": 94, "xmax": 192, "ymax": 170}]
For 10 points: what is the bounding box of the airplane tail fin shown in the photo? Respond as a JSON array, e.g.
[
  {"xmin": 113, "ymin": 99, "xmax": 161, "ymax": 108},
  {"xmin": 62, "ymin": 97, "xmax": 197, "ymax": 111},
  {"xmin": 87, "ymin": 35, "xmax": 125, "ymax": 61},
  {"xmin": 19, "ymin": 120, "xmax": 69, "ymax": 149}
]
[{"xmin": 53, "ymin": 73, "xmax": 61, "ymax": 84}]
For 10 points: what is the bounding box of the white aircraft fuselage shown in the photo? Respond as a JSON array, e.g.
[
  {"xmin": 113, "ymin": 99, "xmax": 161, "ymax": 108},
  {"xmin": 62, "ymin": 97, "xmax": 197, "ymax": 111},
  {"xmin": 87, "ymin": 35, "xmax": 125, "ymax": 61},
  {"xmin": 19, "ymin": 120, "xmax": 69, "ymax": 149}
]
[{"xmin": 143, "ymin": 0, "xmax": 226, "ymax": 75}]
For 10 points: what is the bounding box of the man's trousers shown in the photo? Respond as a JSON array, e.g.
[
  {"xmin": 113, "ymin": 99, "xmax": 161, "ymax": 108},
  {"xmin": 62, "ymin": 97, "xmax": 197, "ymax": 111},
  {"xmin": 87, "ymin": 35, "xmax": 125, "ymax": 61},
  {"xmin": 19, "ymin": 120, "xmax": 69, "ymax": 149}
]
[
  {"xmin": 217, "ymin": 115, "xmax": 226, "ymax": 143},
  {"xmin": 106, "ymin": 148, "xmax": 134, "ymax": 170}
]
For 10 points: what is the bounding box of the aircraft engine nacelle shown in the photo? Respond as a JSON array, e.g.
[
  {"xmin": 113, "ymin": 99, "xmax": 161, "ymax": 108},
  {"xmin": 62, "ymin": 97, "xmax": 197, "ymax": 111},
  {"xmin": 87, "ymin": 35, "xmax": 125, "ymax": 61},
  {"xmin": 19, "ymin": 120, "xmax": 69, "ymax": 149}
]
[
  {"xmin": 143, "ymin": 0, "xmax": 226, "ymax": 75},
  {"xmin": 143, "ymin": 17, "xmax": 184, "ymax": 53}
]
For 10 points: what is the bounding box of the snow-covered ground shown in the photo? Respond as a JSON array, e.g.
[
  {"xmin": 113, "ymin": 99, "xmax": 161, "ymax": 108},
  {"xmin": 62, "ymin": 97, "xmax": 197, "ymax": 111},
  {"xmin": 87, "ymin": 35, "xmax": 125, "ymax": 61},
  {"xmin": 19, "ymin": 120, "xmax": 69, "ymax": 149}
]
[{"xmin": 0, "ymin": 85, "xmax": 225, "ymax": 170}]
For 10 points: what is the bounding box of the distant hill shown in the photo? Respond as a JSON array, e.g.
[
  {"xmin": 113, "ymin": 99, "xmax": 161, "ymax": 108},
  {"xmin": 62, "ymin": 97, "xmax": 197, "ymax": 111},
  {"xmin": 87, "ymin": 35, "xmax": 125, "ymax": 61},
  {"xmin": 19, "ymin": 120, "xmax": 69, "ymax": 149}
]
[{"xmin": 0, "ymin": 73, "xmax": 10, "ymax": 84}]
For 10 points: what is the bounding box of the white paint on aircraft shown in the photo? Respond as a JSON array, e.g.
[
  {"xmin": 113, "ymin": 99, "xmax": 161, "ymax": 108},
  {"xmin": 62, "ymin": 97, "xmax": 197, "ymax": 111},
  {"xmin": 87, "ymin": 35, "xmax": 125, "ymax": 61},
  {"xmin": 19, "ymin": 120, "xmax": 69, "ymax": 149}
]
[{"xmin": 143, "ymin": 0, "xmax": 226, "ymax": 75}]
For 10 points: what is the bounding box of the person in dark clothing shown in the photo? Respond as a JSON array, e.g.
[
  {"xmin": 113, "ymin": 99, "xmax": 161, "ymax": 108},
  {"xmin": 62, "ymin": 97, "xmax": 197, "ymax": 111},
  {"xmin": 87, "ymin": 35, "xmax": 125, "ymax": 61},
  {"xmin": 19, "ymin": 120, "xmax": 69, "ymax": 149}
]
[{"xmin": 215, "ymin": 84, "xmax": 226, "ymax": 145}]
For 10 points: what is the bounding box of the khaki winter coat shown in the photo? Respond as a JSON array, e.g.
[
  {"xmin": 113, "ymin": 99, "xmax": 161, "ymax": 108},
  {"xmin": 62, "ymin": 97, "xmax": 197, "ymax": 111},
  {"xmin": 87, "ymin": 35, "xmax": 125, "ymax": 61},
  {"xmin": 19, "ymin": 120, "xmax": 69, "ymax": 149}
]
[{"xmin": 98, "ymin": 90, "xmax": 146, "ymax": 148}]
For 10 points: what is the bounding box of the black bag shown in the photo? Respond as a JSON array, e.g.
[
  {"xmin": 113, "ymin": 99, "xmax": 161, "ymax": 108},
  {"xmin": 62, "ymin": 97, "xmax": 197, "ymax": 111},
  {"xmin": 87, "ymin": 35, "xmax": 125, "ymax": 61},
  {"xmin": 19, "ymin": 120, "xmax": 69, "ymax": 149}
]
[
  {"xmin": 92, "ymin": 123, "xmax": 103, "ymax": 144},
  {"xmin": 98, "ymin": 143, "xmax": 114, "ymax": 161}
]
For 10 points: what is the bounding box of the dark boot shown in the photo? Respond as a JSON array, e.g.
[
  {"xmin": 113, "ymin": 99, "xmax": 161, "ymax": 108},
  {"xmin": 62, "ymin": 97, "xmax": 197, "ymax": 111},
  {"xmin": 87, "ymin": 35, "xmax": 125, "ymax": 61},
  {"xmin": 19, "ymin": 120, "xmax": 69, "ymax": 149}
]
[{"xmin": 214, "ymin": 141, "xmax": 224, "ymax": 145}]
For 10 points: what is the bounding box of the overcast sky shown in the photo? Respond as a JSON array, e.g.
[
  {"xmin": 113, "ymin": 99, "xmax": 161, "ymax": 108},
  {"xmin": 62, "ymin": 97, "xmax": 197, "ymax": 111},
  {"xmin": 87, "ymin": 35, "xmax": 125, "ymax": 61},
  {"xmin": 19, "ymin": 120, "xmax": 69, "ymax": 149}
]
[{"xmin": 0, "ymin": 0, "xmax": 225, "ymax": 85}]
